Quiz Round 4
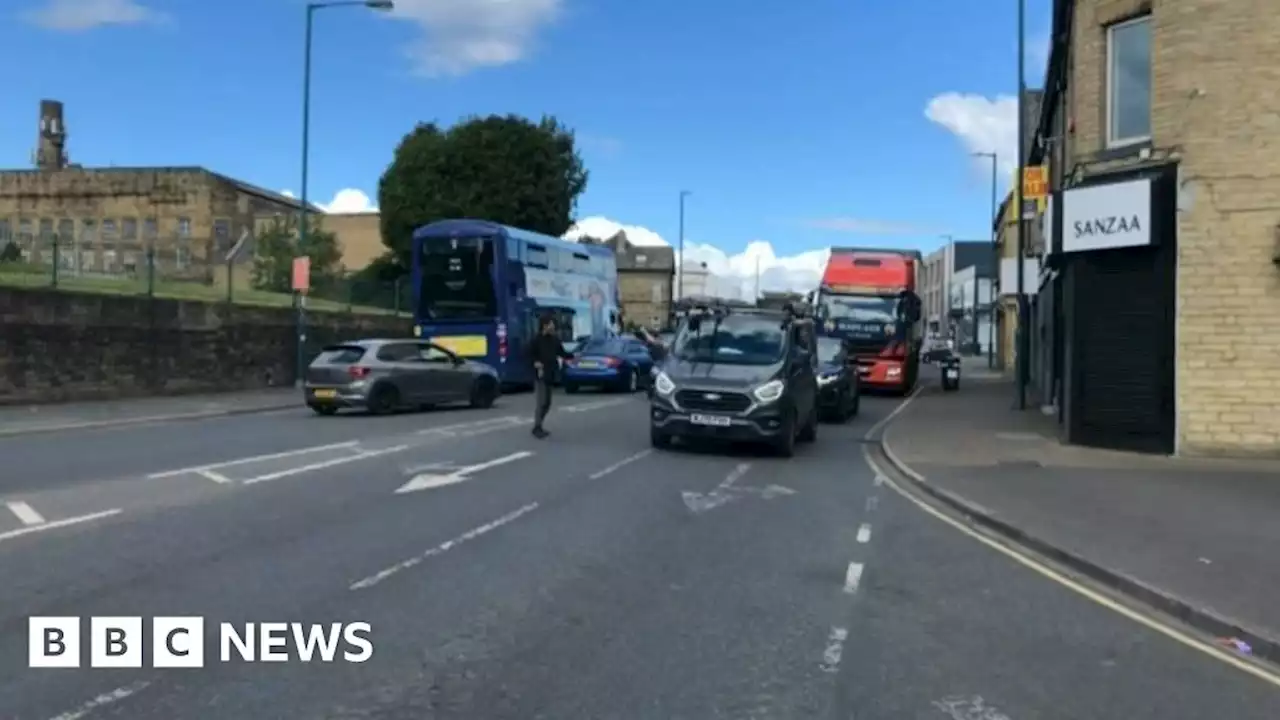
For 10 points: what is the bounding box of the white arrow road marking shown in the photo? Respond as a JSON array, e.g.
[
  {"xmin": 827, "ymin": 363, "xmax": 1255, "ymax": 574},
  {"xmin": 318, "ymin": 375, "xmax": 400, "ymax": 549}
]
[
  {"xmin": 681, "ymin": 464, "xmax": 796, "ymax": 514},
  {"xmin": 395, "ymin": 451, "xmax": 533, "ymax": 494}
]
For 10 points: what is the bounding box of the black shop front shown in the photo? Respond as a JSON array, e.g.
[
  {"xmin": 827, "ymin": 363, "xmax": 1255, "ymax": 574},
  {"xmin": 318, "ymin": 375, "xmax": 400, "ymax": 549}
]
[{"xmin": 1046, "ymin": 164, "xmax": 1178, "ymax": 454}]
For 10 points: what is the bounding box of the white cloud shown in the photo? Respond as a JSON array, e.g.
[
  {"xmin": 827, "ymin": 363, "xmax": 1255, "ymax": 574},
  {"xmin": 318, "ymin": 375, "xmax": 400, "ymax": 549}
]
[
  {"xmin": 924, "ymin": 92, "xmax": 1018, "ymax": 175},
  {"xmin": 281, "ymin": 188, "xmax": 378, "ymax": 214},
  {"xmin": 24, "ymin": 0, "xmax": 164, "ymax": 30},
  {"xmin": 564, "ymin": 216, "xmax": 828, "ymax": 299},
  {"xmin": 565, "ymin": 216, "xmax": 667, "ymax": 248},
  {"xmin": 388, "ymin": 0, "xmax": 562, "ymax": 77}
]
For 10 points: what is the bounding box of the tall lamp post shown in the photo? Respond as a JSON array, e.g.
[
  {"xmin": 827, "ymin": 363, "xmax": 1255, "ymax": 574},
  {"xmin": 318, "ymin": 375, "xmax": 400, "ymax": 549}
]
[
  {"xmin": 1015, "ymin": 0, "xmax": 1029, "ymax": 409},
  {"xmin": 973, "ymin": 151, "xmax": 998, "ymax": 369},
  {"xmin": 296, "ymin": 0, "xmax": 394, "ymax": 388},
  {"xmin": 676, "ymin": 190, "xmax": 691, "ymax": 301}
]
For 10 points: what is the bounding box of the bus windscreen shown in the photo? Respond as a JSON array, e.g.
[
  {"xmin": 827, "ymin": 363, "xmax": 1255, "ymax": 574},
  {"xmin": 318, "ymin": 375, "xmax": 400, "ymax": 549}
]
[{"xmin": 419, "ymin": 236, "xmax": 498, "ymax": 320}]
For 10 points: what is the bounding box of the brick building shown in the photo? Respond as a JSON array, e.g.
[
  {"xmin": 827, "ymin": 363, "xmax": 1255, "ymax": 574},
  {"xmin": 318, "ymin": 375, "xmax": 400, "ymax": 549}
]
[
  {"xmin": 0, "ymin": 100, "xmax": 313, "ymax": 289},
  {"xmin": 1032, "ymin": 0, "xmax": 1280, "ymax": 456}
]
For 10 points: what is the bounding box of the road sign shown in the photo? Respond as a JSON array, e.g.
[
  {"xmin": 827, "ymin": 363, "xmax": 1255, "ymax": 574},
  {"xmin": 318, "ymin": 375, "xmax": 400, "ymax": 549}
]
[
  {"xmin": 1022, "ymin": 166, "xmax": 1048, "ymax": 200},
  {"xmin": 291, "ymin": 256, "xmax": 311, "ymax": 292}
]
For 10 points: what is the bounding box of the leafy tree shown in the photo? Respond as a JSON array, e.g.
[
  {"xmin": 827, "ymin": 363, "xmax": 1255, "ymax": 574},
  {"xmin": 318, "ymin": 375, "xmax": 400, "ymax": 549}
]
[
  {"xmin": 377, "ymin": 114, "xmax": 589, "ymax": 268},
  {"xmin": 250, "ymin": 215, "xmax": 343, "ymax": 293},
  {"xmin": 0, "ymin": 241, "xmax": 21, "ymax": 263}
]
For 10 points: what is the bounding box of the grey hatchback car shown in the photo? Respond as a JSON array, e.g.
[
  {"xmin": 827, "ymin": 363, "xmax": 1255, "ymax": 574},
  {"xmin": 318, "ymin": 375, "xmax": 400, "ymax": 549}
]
[{"xmin": 304, "ymin": 338, "xmax": 501, "ymax": 416}]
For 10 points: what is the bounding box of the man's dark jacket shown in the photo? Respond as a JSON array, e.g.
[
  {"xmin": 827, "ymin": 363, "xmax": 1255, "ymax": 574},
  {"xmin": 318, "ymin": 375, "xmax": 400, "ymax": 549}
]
[{"xmin": 531, "ymin": 334, "xmax": 571, "ymax": 381}]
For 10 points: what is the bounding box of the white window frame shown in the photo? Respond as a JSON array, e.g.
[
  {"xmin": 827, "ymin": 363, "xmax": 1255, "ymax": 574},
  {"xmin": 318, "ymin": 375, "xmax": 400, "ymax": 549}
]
[{"xmin": 1105, "ymin": 14, "xmax": 1153, "ymax": 149}]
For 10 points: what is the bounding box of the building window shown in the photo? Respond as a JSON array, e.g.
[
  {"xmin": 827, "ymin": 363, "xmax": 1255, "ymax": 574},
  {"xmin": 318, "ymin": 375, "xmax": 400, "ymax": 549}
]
[
  {"xmin": 81, "ymin": 219, "xmax": 97, "ymax": 248},
  {"xmin": 1106, "ymin": 15, "xmax": 1152, "ymax": 147},
  {"xmin": 56, "ymin": 219, "xmax": 73, "ymax": 248},
  {"xmin": 17, "ymin": 219, "xmax": 33, "ymax": 249},
  {"xmin": 177, "ymin": 217, "xmax": 192, "ymax": 238},
  {"xmin": 143, "ymin": 217, "xmax": 158, "ymax": 241},
  {"xmin": 122, "ymin": 217, "xmax": 138, "ymax": 243},
  {"xmin": 213, "ymin": 218, "xmax": 231, "ymax": 251},
  {"xmin": 102, "ymin": 219, "xmax": 118, "ymax": 252}
]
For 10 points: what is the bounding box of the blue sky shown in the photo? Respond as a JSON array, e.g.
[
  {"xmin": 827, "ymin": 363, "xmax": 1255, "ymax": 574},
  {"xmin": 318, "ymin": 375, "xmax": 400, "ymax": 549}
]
[{"xmin": 3, "ymin": 0, "xmax": 1050, "ymax": 293}]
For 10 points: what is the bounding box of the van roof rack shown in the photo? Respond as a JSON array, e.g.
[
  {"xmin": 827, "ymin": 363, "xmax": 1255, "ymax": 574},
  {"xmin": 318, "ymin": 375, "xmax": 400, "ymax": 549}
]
[{"xmin": 674, "ymin": 298, "xmax": 813, "ymax": 326}]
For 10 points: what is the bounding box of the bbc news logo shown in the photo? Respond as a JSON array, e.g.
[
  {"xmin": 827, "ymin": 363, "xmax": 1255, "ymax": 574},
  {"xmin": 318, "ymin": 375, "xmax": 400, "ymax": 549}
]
[{"xmin": 29, "ymin": 617, "xmax": 373, "ymax": 668}]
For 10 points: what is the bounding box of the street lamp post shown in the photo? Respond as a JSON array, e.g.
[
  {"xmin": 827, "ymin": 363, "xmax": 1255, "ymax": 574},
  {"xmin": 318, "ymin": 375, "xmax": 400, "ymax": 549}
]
[
  {"xmin": 973, "ymin": 151, "xmax": 998, "ymax": 369},
  {"xmin": 676, "ymin": 190, "xmax": 691, "ymax": 301},
  {"xmin": 1015, "ymin": 0, "xmax": 1028, "ymax": 409},
  {"xmin": 295, "ymin": 0, "xmax": 394, "ymax": 388}
]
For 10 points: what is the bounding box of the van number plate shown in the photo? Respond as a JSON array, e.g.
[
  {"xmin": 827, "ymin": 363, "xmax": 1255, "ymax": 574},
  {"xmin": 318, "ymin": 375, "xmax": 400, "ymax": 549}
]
[{"xmin": 690, "ymin": 414, "xmax": 732, "ymax": 427}]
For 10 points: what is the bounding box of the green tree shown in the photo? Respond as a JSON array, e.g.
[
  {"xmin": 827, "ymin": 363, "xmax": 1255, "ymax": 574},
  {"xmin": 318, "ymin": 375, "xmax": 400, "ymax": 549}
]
[
  {"xmin": 251, "ymin": 215, "xmax": 343, "ymax": 293},
  {"xmin": 0, "ymin": 241, "xmax": 21, "ymax": 263},
  {"xmin": 377, "ymin": 114, "xmax": 589, "ymax": 268}
]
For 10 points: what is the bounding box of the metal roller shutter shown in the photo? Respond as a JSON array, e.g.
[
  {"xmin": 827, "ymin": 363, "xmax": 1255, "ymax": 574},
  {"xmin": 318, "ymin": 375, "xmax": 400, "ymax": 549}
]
[{"xmin": 1071, "ymin": 245, "xmax": 1174, "ymax": 453}]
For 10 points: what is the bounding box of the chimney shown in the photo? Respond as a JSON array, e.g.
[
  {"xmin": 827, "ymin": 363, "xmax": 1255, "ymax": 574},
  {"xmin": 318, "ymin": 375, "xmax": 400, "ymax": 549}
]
[{"xmin": 36, "ymin": 99, "xmax": 68, "ymax": 171}]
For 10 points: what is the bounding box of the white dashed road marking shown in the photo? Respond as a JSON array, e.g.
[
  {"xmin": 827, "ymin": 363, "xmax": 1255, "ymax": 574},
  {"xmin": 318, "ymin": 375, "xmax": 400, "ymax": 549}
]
[
  {"xmin": 856, "ymin": 523, "xmax": 872, "ymax": 544},
  {"xmin": 820, "ymin": 626, "xmax": 848, "ymax": 673},
  {"xmin": 843, "ymin": 562, "xmax": 864, "ymax": 595},
  {"xmin": 6, "ymin": 501, "xmax": 45, "ymax": 526}
]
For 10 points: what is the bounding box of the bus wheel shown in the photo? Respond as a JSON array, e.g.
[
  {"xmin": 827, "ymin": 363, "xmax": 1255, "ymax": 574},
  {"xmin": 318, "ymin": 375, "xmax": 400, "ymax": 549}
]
[{"xmin": 469, "ymin": 378, "xmax": 497, "ymax": 409}]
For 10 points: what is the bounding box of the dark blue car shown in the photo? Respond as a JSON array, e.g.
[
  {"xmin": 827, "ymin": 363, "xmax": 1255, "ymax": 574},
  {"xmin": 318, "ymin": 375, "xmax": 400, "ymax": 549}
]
[
  {"xmin": 815, "ymin": 335, "xmax": 860, "ymax": 422},
  {"xmin": 563, "ymin": 336, "xmax": 654, "ymax": 394}
]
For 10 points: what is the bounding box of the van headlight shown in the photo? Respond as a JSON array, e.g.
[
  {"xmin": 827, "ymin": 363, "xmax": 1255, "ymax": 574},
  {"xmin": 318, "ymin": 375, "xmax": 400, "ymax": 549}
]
[
  {"xmin": 817, "ymin": 373, "xmax": 838, "ymax": 386},
  {"xmin": 753, "ymin": 379, "xmax": 785, "ymax": 403},
  {"xmin": 653, "ymin": 371, "xmax": 676, "ymax": 395}
]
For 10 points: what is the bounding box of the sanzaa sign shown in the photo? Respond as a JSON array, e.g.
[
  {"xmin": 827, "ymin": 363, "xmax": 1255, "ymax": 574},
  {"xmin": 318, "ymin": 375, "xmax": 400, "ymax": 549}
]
[
  {"xmin": 1073, "ymin": 214, "xmax": 1142, "ymax": 237},
  {"xmin": 1061, "ymin": 178, "xmax": 1152, "ymax": 253}
]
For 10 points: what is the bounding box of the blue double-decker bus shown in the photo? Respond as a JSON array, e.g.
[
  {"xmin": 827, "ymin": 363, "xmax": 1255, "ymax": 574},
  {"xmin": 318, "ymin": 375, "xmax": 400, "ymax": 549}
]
[{"xmin": 410, "ymin": 219, "xmax": 620, "ymax": 388}]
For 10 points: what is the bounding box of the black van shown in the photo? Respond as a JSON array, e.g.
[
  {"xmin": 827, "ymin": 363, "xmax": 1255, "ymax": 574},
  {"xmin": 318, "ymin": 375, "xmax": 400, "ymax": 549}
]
[{"xmin": 649, "ymin": 303, "xmax": 819, "ymax": 457}]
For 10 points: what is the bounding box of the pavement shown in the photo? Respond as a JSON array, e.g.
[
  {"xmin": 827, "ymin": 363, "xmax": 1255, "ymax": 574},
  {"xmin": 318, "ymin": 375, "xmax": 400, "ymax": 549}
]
[
  {"xmin": 0, "ymin": 385, "xmax": 1275, "ymax": 718},
  {"xmin": 884, "ymin": 374, "xmax": 1280, "ymax": 662},
  {"xmin": 0, "ymin": 388, "xmax": 299, "ymax": 437}
]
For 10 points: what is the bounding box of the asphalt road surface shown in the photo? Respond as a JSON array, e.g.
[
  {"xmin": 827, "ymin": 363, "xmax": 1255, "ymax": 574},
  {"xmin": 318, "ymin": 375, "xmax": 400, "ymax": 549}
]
[{"xmin": 0, "ymin": 389, "xmax": 1275, "ymax": 719}]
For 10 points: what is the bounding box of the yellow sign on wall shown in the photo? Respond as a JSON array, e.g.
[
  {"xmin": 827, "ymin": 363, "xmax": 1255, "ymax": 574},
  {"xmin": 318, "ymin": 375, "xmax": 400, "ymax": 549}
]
[{"xmin": 1022, "ymin": 166, "xmax": 1048, "ymax": 200}]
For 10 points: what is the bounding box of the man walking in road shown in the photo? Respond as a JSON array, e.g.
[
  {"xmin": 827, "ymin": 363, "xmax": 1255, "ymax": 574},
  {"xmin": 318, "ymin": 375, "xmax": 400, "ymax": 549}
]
[{"xmin": 531, "ymin": 314, "xmax": 572, "ymax": 439}]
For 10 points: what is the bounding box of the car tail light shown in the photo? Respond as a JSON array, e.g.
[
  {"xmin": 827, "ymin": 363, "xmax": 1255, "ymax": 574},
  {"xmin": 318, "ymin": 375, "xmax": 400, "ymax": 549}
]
[
  {"xmin": 348, "ymin": 366, "xmax": 371, "ymax": 380},
  {"xmin": 602, "ymin": 356, "xmax": 622, "ymax": 367}
]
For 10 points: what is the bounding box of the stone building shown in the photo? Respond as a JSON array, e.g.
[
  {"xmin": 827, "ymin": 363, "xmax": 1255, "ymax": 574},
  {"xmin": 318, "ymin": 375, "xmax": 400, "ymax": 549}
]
[
  {"xmin": 325, "ymin": 212, "xmax": 383, "ymax": 271},
  {"xmin": 583, "ymin": 231, "xmax": 675, "ymax": 328},
  {"xmin": 1032, "ymin": 0, "xmax": 1280, "ymax": 456},
  {"xmin": 0, "ymin": 100, "xmax": 315, "ymax": 289}
]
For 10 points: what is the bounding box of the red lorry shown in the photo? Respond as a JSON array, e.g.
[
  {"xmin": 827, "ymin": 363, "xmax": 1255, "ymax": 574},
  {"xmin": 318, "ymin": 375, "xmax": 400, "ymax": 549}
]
[{"xmin": 813, "ymin": 247, "xmax": 923, "ymax": 395}]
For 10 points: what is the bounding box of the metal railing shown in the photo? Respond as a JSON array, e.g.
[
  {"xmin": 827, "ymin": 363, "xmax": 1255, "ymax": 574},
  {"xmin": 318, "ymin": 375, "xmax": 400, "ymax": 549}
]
[{"xmin": 0, "ymin": 234, "xmax": 410, "ymax": 316}]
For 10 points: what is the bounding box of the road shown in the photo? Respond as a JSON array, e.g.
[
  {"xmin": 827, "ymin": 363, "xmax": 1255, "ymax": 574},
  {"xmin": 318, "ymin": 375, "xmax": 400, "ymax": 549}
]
[{"xmin": 0, "ymin": 388, "xmax": 1275, "ymax": 719}]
